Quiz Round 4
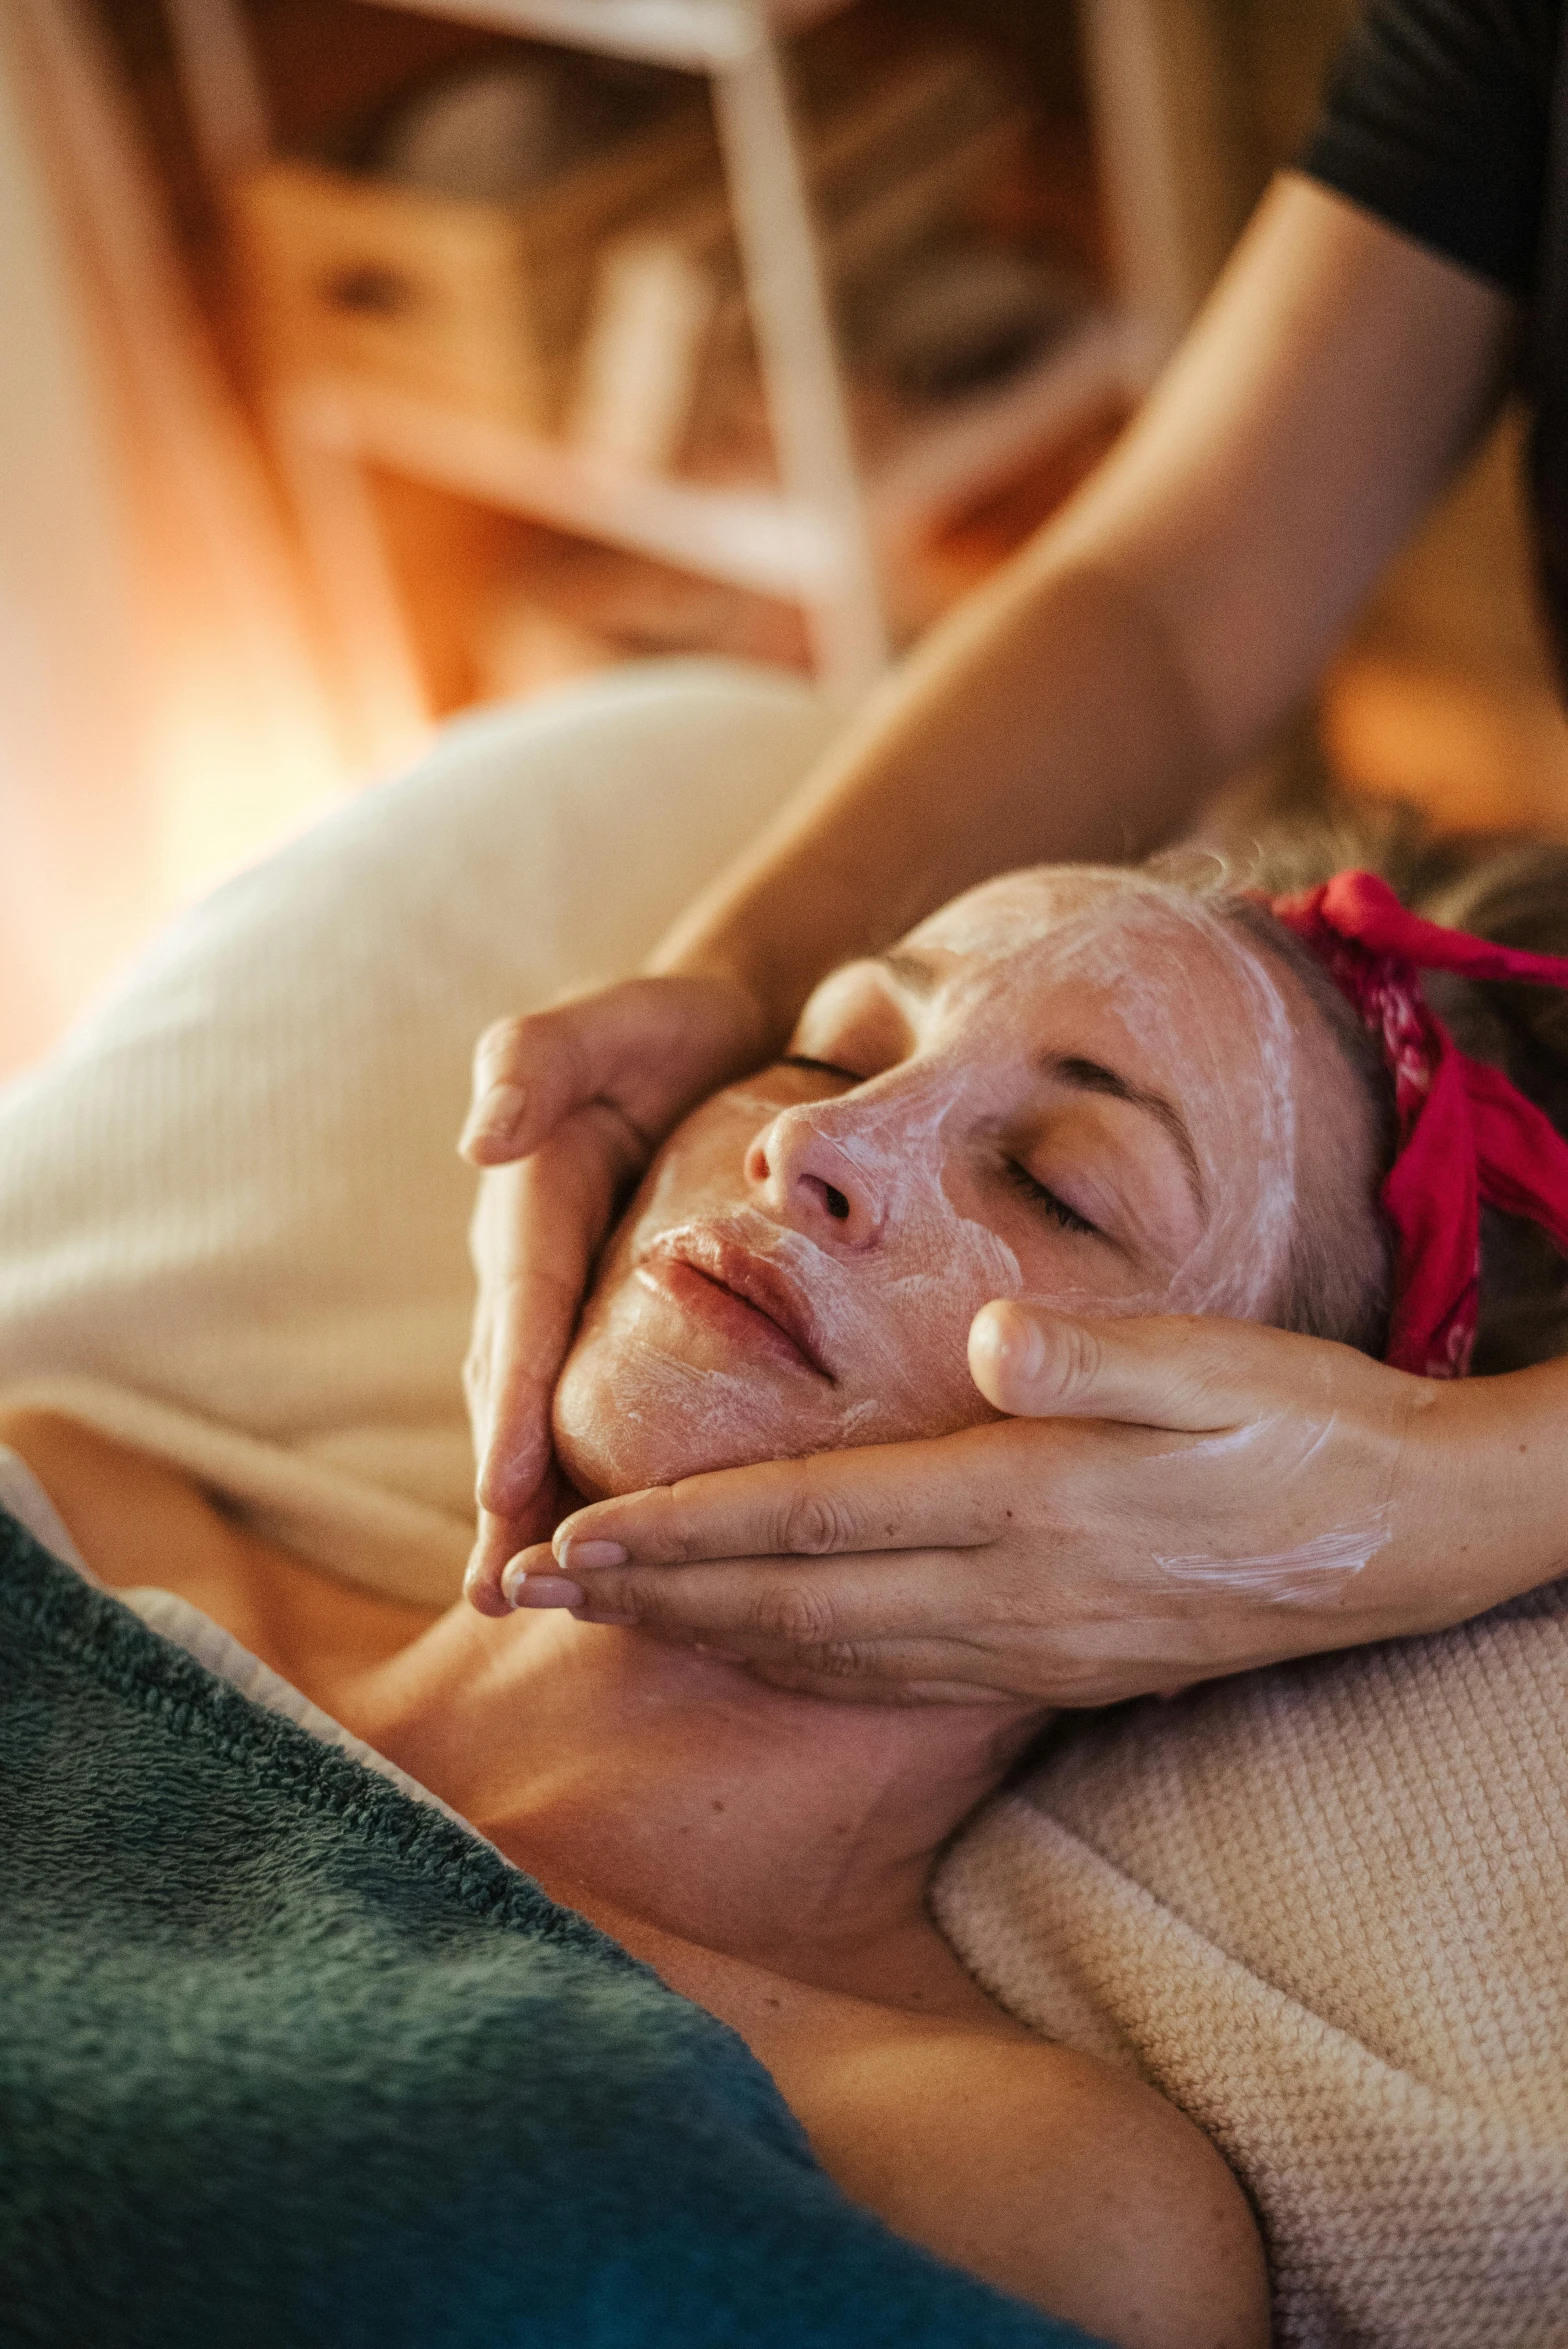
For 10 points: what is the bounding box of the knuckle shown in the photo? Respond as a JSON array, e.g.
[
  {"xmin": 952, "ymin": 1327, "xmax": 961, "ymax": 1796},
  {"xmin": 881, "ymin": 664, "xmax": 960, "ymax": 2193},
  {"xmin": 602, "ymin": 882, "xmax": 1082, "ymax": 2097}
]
[
  {"xmin": 646, "ymin": 1484, "xmax": 705, "ymax": 1565},
  {"xmin": 580, "ymin": 1572, "xmax": 638, "ymax": 1625},
  {"xmin": 1049, "ymin": 1316, "xmax": 1106, "ymax": 1399},
  {"xmin": 777, "ymin": 1491, "xmax": 855, "ymax": 1557},
  {"xmin": 754, "ymin": 1580, "xmax": 839, "ymax": 1648},
  {"xmin": 797, "ymin": 1640, "xmax": 875, "ymax": 1680}
]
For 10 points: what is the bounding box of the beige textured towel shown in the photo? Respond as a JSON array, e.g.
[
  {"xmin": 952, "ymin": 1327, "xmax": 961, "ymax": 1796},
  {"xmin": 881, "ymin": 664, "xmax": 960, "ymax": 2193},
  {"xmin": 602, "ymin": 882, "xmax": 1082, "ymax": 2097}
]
[{"xmin": 933, "ymin": 1582, "xmax": 1568, "ymax": 2347}]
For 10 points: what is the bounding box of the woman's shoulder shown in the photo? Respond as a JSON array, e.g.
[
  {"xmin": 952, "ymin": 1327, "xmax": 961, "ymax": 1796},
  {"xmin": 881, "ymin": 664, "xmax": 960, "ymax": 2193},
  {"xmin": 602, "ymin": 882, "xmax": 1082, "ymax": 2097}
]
[
  {"xmin": 790, "ymin": 2001, "xmax": 1270, "ymax": 2349},
  {"xmin": 0, "ymin": 1407, "xmax": 436, "ymax": 1697},
  {"xmin": 0, "ymin": 1406, "xmax": 224, "ymax": 1589},
  {"xmin": 640, "ymin": 1915, "xmax": 1266, "ymax": 2343}
]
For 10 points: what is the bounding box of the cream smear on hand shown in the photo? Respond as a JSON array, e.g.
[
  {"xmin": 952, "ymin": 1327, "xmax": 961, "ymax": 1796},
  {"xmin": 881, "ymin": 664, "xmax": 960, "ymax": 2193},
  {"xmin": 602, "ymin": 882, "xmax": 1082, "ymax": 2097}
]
[
  {"xmin": 1150, "ymin": 1410, "xmax": 1394, "ymax": 1605},
  {"xmin": 1154, "ymin": 1512, "xmax": 1393, "ymax": 1605}
]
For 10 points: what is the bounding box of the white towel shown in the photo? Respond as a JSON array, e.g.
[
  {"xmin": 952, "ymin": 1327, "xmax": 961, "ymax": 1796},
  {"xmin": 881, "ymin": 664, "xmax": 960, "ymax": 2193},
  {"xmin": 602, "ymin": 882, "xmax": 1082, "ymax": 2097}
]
[{"xmin": 0, "ymin": 659, "xmax": 836, "ymax": 1599}]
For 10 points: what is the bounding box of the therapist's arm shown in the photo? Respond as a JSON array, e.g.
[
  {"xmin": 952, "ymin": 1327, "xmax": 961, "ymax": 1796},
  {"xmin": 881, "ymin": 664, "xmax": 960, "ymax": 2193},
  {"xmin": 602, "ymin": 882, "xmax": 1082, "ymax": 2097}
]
[
  {"xmin": 462, "ymin": 172, "xmax": 1513, "ymax": 1603},
  {"xmin": 644, "ymin": 173, "xmax": 1510, "ymax": 1032}
]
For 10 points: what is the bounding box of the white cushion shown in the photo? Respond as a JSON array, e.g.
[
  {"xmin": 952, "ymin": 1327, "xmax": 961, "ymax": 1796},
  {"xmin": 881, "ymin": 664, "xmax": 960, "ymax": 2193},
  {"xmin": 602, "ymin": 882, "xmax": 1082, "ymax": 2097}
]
[{"xmin": 0, "ymin": 659, "xmax": 836, "ymax": 1598}]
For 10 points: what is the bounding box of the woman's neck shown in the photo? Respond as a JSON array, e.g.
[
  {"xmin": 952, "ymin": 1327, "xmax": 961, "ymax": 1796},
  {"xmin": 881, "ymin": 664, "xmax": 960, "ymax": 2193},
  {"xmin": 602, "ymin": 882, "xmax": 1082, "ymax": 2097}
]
[
  {"xmin": 0, "ymin": 1409, "xmax": 1041, "ymax": 2006},
  {"xmin": 346, "ymin": 1605, "xmax": 1041, "ymax": 2002}
]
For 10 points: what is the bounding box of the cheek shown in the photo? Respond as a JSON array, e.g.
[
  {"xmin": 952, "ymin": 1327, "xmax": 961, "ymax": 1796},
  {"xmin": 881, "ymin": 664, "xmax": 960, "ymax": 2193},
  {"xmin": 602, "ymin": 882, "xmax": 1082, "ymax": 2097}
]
[
  {"xmin": 620, "ymin": 1113, "xmax": 746, "ymax": 1243},
  {"xmin": 550, "ymin": 1291, "xmax": 746, "ymax": 1500},
  {"xmin": 796, "ymin": 1236, "xmax": 1012, "ymax": 1448}
]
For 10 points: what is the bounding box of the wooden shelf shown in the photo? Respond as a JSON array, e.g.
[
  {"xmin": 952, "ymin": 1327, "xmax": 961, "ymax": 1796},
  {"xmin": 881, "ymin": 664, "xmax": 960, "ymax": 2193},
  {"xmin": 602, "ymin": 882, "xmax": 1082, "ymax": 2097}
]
[
  {"xmin": 171, "ymin": 0, "xmax": 1154, "ymax": 741},
  {"xmin": 355, "ymin": 0, "xmax": 860, "ymax": 74},
  {"xmin": 287, "ymin": 376, "xmax": 845, "ymax": 598},
  {"xmin": 286, "ymin": 306, "xmax": 1131, "ymax": 602}
]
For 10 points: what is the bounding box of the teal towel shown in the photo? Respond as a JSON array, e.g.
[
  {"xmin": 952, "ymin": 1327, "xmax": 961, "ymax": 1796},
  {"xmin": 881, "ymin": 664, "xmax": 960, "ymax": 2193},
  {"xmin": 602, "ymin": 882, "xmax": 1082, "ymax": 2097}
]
[{"xmin": 0, "ymin": 1510, "xmax": 1105, "ymax": 2347}]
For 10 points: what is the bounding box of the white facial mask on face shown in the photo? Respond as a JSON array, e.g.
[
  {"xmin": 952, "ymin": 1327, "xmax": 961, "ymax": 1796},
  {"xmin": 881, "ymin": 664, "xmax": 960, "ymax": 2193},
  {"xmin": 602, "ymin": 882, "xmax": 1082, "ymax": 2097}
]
[
  {"xmin": 905, "ymin": 873, "xmax": 1300, "ymax": 1325},
  {"xmin": 587, "ymin": 1067, "xmax": 1024, "ymax": 1478},
  {"xmin": 738, "ymin": 1070, "xmax": 1025, "ymax": 1442},
  {"xmin": 557, "ymin": 871, "xmax": 1302, "ymax": 1494}
]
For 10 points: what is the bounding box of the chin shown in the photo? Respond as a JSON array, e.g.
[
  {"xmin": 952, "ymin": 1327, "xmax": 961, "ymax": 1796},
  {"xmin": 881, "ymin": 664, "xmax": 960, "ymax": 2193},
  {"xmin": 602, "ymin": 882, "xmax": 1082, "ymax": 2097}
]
[{"xmin": 551, "ymin": 1342, "xmax": 780, "ymax": 1501}]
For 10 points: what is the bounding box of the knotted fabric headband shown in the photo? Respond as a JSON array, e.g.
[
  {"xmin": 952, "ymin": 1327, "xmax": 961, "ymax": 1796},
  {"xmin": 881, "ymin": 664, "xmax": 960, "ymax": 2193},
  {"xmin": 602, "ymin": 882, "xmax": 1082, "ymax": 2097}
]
[{"xmin": 1266, "ymin": 869, "xmax": 1568, "ymax": 1377}]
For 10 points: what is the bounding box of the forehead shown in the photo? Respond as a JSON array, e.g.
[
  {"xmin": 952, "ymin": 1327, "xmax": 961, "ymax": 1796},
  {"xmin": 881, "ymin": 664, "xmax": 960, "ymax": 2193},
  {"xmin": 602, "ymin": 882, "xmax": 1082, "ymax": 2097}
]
[{"xmin": 903, "ymin": 867, "xmax": 1252, "ymax": 1006}]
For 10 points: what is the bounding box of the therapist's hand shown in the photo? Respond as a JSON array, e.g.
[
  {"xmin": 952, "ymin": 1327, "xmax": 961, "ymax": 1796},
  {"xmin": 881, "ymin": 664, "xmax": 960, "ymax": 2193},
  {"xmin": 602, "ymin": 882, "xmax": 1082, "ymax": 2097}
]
[
  {"xmin": 503, "ymin": 1303, "xmax": 1559, "ymax": 1702},
  {"xmin": 459, "ymin": 972, "xmax": 770, "ymax": 1611}
]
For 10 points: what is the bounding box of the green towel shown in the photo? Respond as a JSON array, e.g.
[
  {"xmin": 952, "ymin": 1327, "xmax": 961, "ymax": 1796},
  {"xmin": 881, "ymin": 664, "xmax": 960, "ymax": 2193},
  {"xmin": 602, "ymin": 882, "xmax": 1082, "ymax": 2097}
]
[{"xmin": 0, "ymin": 1509, "xmax": 1105, "ymax": 2347}]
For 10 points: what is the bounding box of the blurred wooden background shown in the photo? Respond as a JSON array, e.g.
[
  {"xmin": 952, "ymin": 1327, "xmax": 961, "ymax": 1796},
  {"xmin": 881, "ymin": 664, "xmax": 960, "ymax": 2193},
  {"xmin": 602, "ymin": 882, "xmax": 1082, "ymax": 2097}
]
[{"xmin": 3, "ymin": 0, "xmax": 1566, "ymax": 1084}]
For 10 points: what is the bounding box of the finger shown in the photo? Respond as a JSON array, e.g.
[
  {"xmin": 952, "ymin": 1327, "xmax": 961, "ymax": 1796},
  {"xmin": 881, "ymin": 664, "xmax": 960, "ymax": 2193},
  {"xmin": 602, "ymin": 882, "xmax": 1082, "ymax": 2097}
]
[
  {"xmin": 468, "ymin": 1168, "xmax": 580, "ymax": 1516},
  {"xmin": 466, "ymin": 1450, "xmax": 579, "ymax": 1614},
  {"xmin": 550, "ymin": 1431, "xmax": 1014, "ymax": 1574},
  {"xmin": 470, "ymin": 1122, "xmax": 638, "ymax": 1517},
  {"xmin": 459, "ymin": 1007, "xmax": 596, "ymax": 1166},
  {"xmin": 504, "ymin": 1538, "xmax": 1024, "ymax": 1696},
  {"xmin": 512, "ymin": 1548, "xmax": 1012, "ymax": 1655},
  {"xmin": 967, "ymin": 1300, "xmax": 1308, "ymax": 1428},
  {"xmin": 499, "ymin": 1545, "xmax": 1216, "ymax": 1703},
  {"xmin": 464, "ymin": 1512, "xmax": 523, "ymax": 1616},
  {"xmin": 462, "ymin": 997, "xmax": 662, "ymax": 1168}
]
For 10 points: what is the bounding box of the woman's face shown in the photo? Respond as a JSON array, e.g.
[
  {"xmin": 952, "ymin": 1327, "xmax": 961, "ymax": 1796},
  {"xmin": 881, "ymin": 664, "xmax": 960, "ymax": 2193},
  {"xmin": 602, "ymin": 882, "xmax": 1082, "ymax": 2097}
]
[{"xmin": 553, "ymin": 869, "xmax": 1314, "ymax": 1500}]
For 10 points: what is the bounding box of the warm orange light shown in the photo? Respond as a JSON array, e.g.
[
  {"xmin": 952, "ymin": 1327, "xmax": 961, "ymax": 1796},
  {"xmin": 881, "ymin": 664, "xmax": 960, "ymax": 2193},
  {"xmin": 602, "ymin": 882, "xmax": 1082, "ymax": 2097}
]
[{"xmin": 1323, "ymin": 651, "xmax": 1568, "ymax": 836}]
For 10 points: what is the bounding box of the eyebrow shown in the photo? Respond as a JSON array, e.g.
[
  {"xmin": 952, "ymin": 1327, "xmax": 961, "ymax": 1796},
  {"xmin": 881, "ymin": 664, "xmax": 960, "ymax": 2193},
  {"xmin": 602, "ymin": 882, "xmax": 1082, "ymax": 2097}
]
[
  {"xmin": 1049, "ymin": 1056, "xmax": 1209, "ymax": 1220},
  {"xmin": 874, "ymin": 950, "xmax": 1209, "ymax": 1222}
]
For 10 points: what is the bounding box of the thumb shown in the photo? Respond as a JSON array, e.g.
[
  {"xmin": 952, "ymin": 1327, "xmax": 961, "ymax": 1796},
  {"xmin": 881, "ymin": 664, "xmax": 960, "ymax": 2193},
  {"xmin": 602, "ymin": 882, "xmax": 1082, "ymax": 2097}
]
[{"xmin": 967, "ymin": 1300, "xmax": 1281, "ymax": 1430}]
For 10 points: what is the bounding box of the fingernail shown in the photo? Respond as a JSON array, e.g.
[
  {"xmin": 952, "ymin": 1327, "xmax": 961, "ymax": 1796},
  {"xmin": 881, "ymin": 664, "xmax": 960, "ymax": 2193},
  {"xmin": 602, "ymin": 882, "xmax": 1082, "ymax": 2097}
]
[
  {"xmin": 463, "ymin": 1557, "xmax": 512, "ymax": 1617},
  {"xmin": 459, "ymin": 1081, "xmax": 527, "ymax": 1155},
  {"xmin": 555, "ymin": 1537, "xmax": 628, "ymax": 1571},
  {"xmin": 981, "ymin": 1302, "xmax": 1044, "ymax": 1379},
  {"xmin": 503, "ymin": 1568, "xmax": 587, "ymax": 1610}
]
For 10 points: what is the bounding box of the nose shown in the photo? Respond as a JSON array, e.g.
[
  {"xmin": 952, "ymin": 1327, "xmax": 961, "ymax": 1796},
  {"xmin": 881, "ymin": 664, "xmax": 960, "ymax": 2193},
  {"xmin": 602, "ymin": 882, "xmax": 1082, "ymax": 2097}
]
[{"xmin": 746, "ymin": 1107, "xmax": 883, "ymax": 1247}]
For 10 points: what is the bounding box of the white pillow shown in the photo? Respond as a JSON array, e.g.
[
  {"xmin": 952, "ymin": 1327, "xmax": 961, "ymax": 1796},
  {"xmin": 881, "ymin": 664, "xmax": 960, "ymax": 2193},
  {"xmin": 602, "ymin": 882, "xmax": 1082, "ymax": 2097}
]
[{"xmin": 0, "ymin": 658, "xmax": 836, "ymax": 1599}]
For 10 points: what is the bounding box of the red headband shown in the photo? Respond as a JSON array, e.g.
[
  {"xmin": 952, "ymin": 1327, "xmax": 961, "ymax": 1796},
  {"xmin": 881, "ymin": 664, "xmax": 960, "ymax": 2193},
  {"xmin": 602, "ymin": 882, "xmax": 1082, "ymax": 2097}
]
[{"xmin": 1266, "ymin": 870, "xmax": 1568, "ymax": 1375}]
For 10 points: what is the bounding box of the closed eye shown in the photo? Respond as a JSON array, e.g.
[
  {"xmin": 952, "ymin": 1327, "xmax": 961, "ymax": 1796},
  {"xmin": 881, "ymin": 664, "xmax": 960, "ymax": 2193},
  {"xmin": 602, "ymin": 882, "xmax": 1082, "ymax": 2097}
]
[
  {"xmin": 780, "ymin": 1053, "xmax": 862, "ymax": 1085},
  {"xmin": 1003, "ymin": 1159, "xmax": 1100, "ymax": 1237}
]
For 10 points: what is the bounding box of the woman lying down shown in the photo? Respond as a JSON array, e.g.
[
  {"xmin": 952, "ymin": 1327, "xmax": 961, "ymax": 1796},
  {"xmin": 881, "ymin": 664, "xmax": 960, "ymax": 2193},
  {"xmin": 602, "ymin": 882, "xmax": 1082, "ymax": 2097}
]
[{"xmin": 7, "ymin": 844, "xmax": 1568, "ymax": 2349}]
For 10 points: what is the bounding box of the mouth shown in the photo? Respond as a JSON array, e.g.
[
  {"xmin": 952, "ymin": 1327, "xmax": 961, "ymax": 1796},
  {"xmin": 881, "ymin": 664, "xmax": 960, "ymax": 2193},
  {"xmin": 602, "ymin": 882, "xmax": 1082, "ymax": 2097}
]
[{"xmin": 637, "ymin": 1225, "xmax": 834, "ymax": 1381}]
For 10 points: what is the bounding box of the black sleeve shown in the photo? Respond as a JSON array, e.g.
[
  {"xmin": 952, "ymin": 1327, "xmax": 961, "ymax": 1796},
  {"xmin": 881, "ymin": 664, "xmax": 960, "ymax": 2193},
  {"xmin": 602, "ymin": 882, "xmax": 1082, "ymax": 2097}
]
[{"xmin": 1299, "ymin": 0, "xmax": 1562, "ymax": 295}]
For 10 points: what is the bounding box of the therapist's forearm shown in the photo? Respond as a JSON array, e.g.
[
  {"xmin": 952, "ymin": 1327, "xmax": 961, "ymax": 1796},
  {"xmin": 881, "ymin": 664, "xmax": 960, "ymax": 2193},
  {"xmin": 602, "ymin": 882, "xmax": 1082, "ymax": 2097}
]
[
  {"xmin": 1422, "ymin": 1351, "xmax": 1568, "ymax": 1625},
  {"xmin": 649, "ymin": 550, "xmax": 1211, "ymax": 1040},
  {"xmin": 647, "ymin": 174, "xmax": 1511, "ymax": 1044}
]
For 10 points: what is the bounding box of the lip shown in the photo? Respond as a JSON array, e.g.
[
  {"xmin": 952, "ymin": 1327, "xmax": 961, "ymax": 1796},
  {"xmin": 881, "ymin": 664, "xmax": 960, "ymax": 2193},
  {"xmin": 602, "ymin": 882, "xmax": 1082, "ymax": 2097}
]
[{"xmin": 638, "ymin": 1224, "xmax": 834, "ymax": 1380}]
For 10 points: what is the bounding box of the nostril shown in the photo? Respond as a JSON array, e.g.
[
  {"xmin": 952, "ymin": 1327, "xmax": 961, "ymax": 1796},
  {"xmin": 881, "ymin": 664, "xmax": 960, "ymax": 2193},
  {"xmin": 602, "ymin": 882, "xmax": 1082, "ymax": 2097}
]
[{"xmin": 823, "ymin": 1184, "xmax": 850, "ymax": 1221}]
